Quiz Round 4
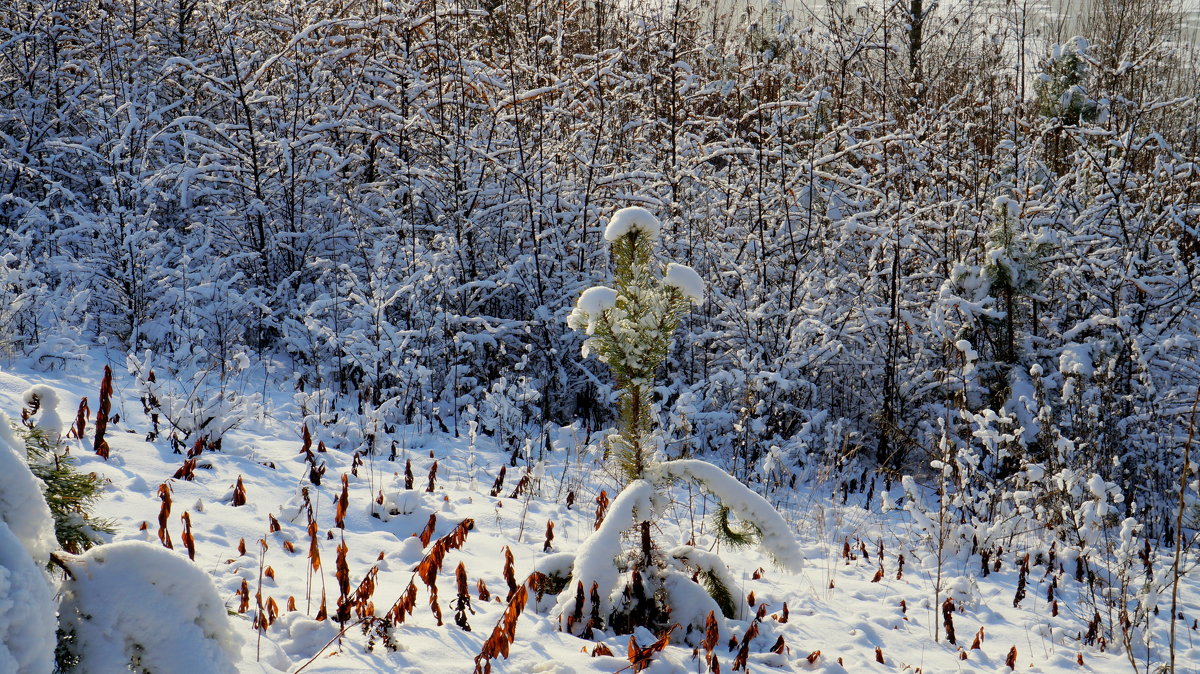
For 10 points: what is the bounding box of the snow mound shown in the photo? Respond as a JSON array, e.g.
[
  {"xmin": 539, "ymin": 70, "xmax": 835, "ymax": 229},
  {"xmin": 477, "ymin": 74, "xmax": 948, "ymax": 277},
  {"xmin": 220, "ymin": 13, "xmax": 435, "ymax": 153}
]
[
  {"xmin": 58, "ymin": 541, "xmax": 244, "ymax": 674},
  {"xmin": 663, "ymin": 263, "xmax": 705, "ymax": 305},
  {"xmin": 0, "ymin": 521, "xmax": 57, "ymax": 674},
  {"xmin": 604, "ymin": 207, "xmax": 662, "ymax": 241},
  {"xmin": 0, "ymin": 414, "xmax": 57, "ymax": 566}
]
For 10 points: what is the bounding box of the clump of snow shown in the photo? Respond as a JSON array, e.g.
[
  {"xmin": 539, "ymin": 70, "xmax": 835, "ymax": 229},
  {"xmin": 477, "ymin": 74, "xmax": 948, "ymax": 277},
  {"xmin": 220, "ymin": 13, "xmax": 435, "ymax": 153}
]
[
  {"xmin": 663, "ymin": 263, "xmax": 705, "ymax": 305},
  {"xmin": 58, "ymin": 541, "xmax": 244, "ymax": 674},
  {"xmin": 567, "ymin": 286, "xmax": 618, "ymax": 334},
  {"xmin": 604, "ymin": 207, "xmax": 661, "ymax": 241},
  {"xmin": 0, "ymin": 414, "xmax": 57, "ymax": 566},
  {"xmin": 0, "ymin": 521, "xmax": 57, "ymax": 674},
  {"xmin": 1059, "ymin": 342, "xmax": 1094, "ymax": 377},
  {"xmin": 653, "ymin": 460, "xmax": 802, "ymax": 572},
  {"xmin": 22, "ymin": 385, "xmax": 63, "ymax": 446},
  {"xmin": 554, "ymin": 480, "xmax": 655, "ymax": 631}
]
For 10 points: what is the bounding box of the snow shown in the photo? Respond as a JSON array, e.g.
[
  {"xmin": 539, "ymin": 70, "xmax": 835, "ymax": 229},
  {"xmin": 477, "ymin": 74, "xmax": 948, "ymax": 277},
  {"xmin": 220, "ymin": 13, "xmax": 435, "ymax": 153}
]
[
  {"xmin": 57, "ymin": 541, "xmax": 244, "ymax": 674},
  {"xmin": 663, "ymin": 263, "xmax": 705, "ymax": 305},
  {"xmin": 0, "ymin": 521, "xmax": 57, "ymax": 674},
  {"xmin": 567, "ymin": 285, "xmax": 618, "ymax": 334},
  {"xmin": 603, "ymin": 207, "xmax": 662, "ymax": 242},
  {"xmin": 0, "ymin": 363, "xmax": 1193, "ymax": 673},
  {"xmin": 0, "ymin": 414, "xmax": 57, "ymax": 566}
]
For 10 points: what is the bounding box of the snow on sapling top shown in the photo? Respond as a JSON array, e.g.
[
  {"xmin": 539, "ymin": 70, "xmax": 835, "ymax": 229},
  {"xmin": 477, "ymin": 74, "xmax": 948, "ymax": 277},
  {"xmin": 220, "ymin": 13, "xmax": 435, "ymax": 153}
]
[
  {"xmin": 567, "ymin": 285, "xmax": 618, "ymax": 334},
  {"xmin": 22, "ymin": 385, "xmax": 63, "ymax": 446},
  {"xmin": 604, "ymin": 206, "xmax": 662, "ymax": 242},
  {"xmin": 663, "ymin": 263, "xmax": 705, "ymax": 305}
]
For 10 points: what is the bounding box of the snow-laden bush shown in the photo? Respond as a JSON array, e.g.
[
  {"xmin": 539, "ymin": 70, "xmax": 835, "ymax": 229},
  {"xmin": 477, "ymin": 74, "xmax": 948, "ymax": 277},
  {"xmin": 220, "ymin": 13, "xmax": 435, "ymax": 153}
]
[
  {"xmin": 57, "ymin": 541, "xmax": 244, "ymax": 673},
  {"xmin": 557, "ymin": 207, "xmax": 802, "ymax": 640}
]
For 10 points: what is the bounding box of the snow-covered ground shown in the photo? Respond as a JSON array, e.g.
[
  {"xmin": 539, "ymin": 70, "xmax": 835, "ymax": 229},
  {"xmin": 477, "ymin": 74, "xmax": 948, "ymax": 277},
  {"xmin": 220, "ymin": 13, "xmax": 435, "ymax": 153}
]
[{"xmin": 2, "ymin": 354, "xmax": 1197, "ymax": 673}]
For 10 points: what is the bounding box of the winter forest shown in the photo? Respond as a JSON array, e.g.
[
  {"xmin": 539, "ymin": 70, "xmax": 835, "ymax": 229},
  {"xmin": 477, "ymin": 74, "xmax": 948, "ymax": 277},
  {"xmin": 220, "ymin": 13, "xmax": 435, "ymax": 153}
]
[{"xmin": 2, "ymin": 0, "xmax": 1200, "ymax": 671}]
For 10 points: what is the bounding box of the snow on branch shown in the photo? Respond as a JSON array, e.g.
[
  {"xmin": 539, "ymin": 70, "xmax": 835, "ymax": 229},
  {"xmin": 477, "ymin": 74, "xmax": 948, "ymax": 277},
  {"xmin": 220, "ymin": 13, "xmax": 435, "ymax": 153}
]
[{"xmin": 653, "ymin": 460, "xmax": 803, "ymax": 572}]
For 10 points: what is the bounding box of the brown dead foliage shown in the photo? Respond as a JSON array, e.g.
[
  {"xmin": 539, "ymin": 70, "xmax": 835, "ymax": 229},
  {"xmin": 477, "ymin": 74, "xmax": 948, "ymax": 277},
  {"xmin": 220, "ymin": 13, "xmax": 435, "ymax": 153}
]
[
  {"xmin": 419, "ymin": 514, "xmax": 437, "ymax": 547},
  {"xmin": 1005, "ymin": 646, "xmax": 1017, "ymax": 669},
  {"xmin": 503, "ymin": 546, "xmax": 518, "ymax": 601},
  {"xmin": 628, "ymin": 624, "xmax": 676, "ymax": 672},
  {"xmin": 94, "ymin": 365, "xmax": 112, "ymax": 459},
  {"xmin": 173, "ymin": 457, "xmax": 198, "ymax": 481},
  {"xmin": 237, "ymin": 578, "xmax": 250, "ymax": 613},
  {"xmin": 180, "ymin": 511, "xmax": 195, "ymax": 561},
  {"xmin": 426, "ymin": 460, "xmax": 439, "ymax": 492},
  {"xmin": 472, "ymin": 574, "xmax": 545, "ymax": 673},
  {"xmin": 335, "ymin": 474, "xmax": 349, "ymax": 528},
  {"xmin": 335, "ymin": 537, "xmax": 352, "ymax": 624},
  {"xmin": 232, "ymin": 475, "xmax": 247, "ymax": 507},
  {"xmin": 594, "ymin": 490, "xmax": 609, "ymax": 529},
  {"xmin": 157, "ymin": 483, "xmax": 173, "ymax": 549},
  {"xmin": 68, "ymin": 397, "xmax": 89, "ymax": 439},
  {"xmin": 489, "ymin": 465, "xmax": 506, "ymax": 497},
  {"xmin": 453, "ymin": 562, "xmax": 474, "ymax": 631},
  {"xmin": 187, "ymin": 436, "xmax": 205, "ymax": 458},
  {"xmin": 731, "ymin": 619, "xmax": 758, "ymax": 670},
  {"xmin": 971, "ymin": 626, "xmax": 984, "ymax": 649},
  {"xmin": 942, "ymin": 597, "xmax": 957, "ymax": 644},
  {"xmin": 416, "ymin": 518, "xmax": 475, "ymax": 589},
  {"xmin": 509, "ymin": 473, "xmax": 531, "ymax": 499},
  {"xmin": 543, "ymin": 520, "xmax": 554, "ymax": 552},
  {"xmin": 307, "ymin": 520, "xmax": 321, "ymax": 571},
  {"xmin": 386, "ymin": 581, "xmax": 419, "ymax": 625}
]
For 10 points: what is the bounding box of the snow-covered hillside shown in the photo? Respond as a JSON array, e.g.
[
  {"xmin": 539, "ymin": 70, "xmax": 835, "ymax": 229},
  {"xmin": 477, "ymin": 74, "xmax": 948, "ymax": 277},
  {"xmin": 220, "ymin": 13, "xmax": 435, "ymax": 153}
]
[{"xmin": 2, "ymin": 357, "xmax": 1195, "ymax": 673}]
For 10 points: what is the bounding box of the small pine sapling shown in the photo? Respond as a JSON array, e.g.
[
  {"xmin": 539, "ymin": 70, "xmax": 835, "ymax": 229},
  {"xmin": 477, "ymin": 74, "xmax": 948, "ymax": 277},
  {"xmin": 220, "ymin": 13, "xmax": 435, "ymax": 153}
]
[{"xmin": 557, "ymin": 207, "xmax": 802, "ymax": 640}]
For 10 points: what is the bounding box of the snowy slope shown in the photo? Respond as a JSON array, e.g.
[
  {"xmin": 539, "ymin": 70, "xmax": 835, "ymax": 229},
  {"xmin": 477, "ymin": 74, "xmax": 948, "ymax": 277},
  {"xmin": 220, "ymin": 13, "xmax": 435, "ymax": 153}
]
[{"xmin": 1, "ymin": 356, "xmax": 1196, "ymax": 673}]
